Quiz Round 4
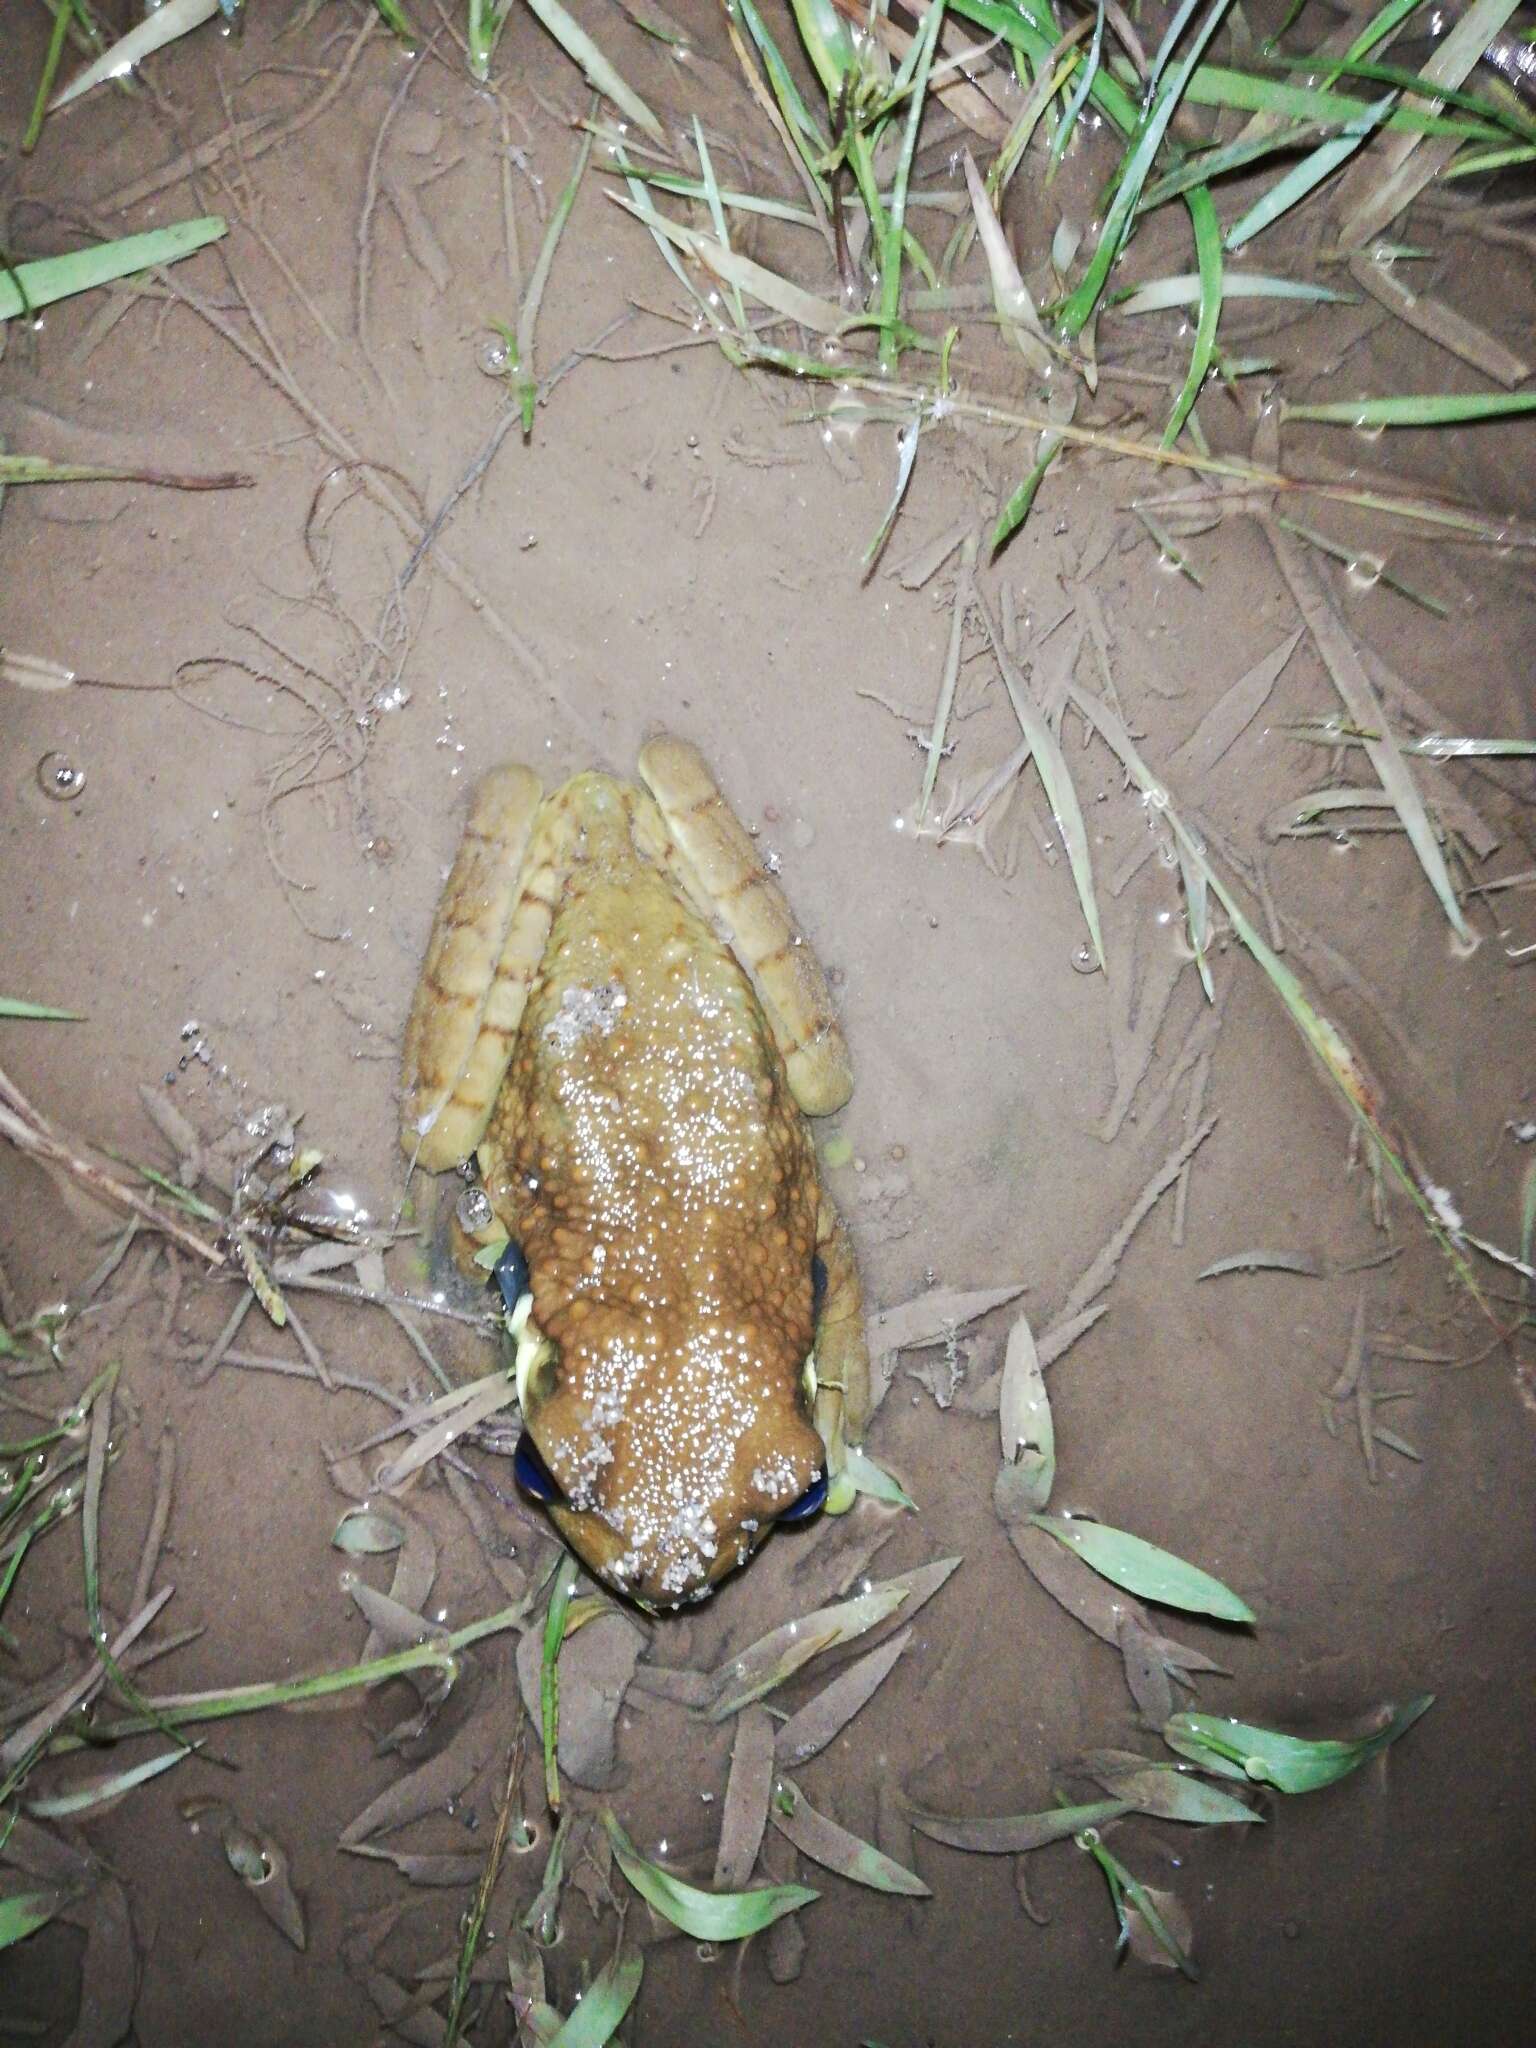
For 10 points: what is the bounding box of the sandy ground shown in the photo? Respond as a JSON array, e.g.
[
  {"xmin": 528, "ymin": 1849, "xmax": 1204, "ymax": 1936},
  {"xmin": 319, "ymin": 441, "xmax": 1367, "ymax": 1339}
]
[{"xmin": 2, "ymin": 3, "xmax": 1534, "ymax": 2044}]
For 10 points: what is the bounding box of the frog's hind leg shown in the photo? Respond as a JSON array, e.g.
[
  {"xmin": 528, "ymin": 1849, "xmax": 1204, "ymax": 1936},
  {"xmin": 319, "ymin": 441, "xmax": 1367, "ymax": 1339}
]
[
  {"xmin": 401, "ymin": 765, "xmax": 571, "ymax": 1171},
  {"xmin": 812, "ymin": 1191, "xmax": 870, "ymax": 1506},
  {"xmin": 637, "ymin": 734, "xmax": 852, "ymax": 1116}
]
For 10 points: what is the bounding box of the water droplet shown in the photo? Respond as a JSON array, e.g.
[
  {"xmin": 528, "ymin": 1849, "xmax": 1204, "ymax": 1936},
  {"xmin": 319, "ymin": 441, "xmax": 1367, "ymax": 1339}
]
[
  {"xmin": 36, "ymin": 753, "xmax": 85, "ymax": 801},
  {"xmin": 1070, "ymin": 941, "xmax": 1100, "ymax": 975},
  {"xmin": 456, "ymin": 1185, "xmax": 494, "ymax": 1233},
  {"xmin": 476, "ymin": 332, "xmax": 511, "ymax": 377}
]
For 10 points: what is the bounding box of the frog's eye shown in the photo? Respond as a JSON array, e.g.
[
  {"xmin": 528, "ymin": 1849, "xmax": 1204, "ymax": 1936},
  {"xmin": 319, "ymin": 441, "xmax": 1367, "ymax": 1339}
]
[
  {"xmin": 489, "ymin": 1239, "xmax": 530, "ymax": 1316},
  {"xmin": 514, "ymin": 1431, "xmax": 563, "ymax": 1504},
  {"xmin": 778, "ymin": 1468, "xmax": 827, "ymax": 1524}
]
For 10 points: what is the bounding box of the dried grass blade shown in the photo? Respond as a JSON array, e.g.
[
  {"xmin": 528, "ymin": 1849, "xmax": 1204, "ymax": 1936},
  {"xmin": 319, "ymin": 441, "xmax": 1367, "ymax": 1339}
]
[
  {"xmin": 1066, "ymin": 680, "xmax": 1489, "ymax": 1308},
  {"xmin": 906, "ymin": 1798, "xmax": 1129, "ymax": 1853},
  {"xmin": 525, "ymin": 0, "xmax": 663, "ymax": 141},
  {"xmin": 609, "ymin": 195, "xmax": 843, "ymax": 331},
  {"xmin": 998, "ymin": 1311, "xmax": 1053, "ymax": 1508},
  {"xmin": 771, "ymin": 1778, "xmax": 930, "ymax": 1894},
  {"xmin": 976, "ymin": 591, "xmax": 1104, "ymax": 971},
  {"xmin": 919, "ymin": 531, "xmax": 975, "ymax": 821},
  {"xmin": 774, "ymin": 1628, "xmax": 912, "ymax": 1767},
  {"xmin": 1336, "ymin": 0, "xmax": 1522, "ymax": 247},
  {"xmin": 51, "ymin": 0, "xmax": 217, "ymax": 111},
  {"xmin": 713, "ymin": 1705, "xmax": 776, "ymax": 1889},
  {"xmin": 1345, "ymin": 250, "xmax": 1530, "ymax": 387},
  {"xmin": 864, "ymin": 415, "xmax": 924, "ymax": 575},
  {"xmin": 1261, "ymin": 519, "xmax": 1470, "ymax": 941},
  {"xmin": 374, "ymin": 1371, "xmax": 516, "ymax": 1489},
  {"xmin": 709, "ymin": 1557, "xmax": 957, "ymax": 1719},
  {"xmin": 961, "ymin": 152, "xmax": 1051, "ymax": 372}
]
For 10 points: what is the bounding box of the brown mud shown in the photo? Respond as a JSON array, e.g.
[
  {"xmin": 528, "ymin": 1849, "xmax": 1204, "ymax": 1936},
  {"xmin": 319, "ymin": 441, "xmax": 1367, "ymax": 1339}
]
[{"xmin": 2, "ymin": 4, "xmax": 1533, "ymax": 2044}]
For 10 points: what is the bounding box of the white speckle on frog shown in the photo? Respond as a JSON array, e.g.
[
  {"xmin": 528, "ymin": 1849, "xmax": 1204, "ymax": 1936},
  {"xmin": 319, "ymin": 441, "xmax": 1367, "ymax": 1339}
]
[
  {"xmin": 751, "ymin": 1452, "xmax": 797, "ymax": 1498},
  {"xmin": 543, "ymin": 979, "xmax": 627, "ymax": 1054}
]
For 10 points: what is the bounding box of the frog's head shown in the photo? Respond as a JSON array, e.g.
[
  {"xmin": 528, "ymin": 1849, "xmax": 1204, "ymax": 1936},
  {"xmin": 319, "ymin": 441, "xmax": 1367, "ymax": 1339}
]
[{"xmin": 497, "ymin": 1246, "xmax": 827, "ymax": 1608}]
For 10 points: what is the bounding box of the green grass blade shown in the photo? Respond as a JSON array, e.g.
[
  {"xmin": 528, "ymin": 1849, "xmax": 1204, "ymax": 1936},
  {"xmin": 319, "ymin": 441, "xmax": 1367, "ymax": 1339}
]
[
  {"xmin": 1, "ymin": 216, "xmax": 227, "ymax": 322},
  {"xmin": 1443, "ymin": 143, "xmax": 1536, "ymax": 179},
  {"xmin": 517, "ymin": 121, "xmax": 597, "ymax": 434},
  {"xmin": 841, "ymin": 1444, "xmax": 917, "ymax": 1509},
  {"xmin": 25, "ymin": 1745, "xmax": 187, "ymax": 1818},
  {"xmin": 1271, "ymin": 53, "xmax": 1536, "ymax": 137},
  {"xmin": 23, "ymin": 0, "xmax": 74, "ymax": 151},
  {"xmin": 371, "ymin": 0, "xmax": 420, "ymax": 47},
  {"xmin": 604, "ymin": 1811, "xmax": 817, "ymax": 1938},
  {"xmin": 1225, "ymin": 93, "xmax": 1396, "ymax": 250},
  {"xmin": 1283, "ymin": 391, "xmax": 1536, "ymax": 428},
  {"xmin": 1145, "ymin": 0, "xmax": 1208, "ymax": 95},
  {"xmin": 542, "ymin": 1552, "xmax": 578, "ymax": 1813},
  {"xmin": 1050, "ymin": 0, "xmax": 1105, "ymax": 169},
  {"xmin": 1080, "ymin": 1833, "xmax": 1199, "ymax": 1978},
  {"xmin": 0, "ymin": 997, "xmax": 84, "ymax": 1020},
  {"xmin": 728, "ymin": 0, "xmax": 832, "ymax": 170},
  {"xmin": 0, "ymin": 1892, "xmax": 57, "ymax": 1950},
  {"xmin": 1053, "ymin": 0, "xmax": 1236, "ymax": 338},
  {"xmin": 548, "ymin": 1946, "xmax": 644, "ymax": 2047},
  {"xmin": 990, "ymin": 443, "xmax": 1062, "ymax": 553},
  {"xmin": 1163, "ymin": 184, "xmax": 1221, "ymax": 444},
  {"xmin": 784, "ymin": 0, "xmax": 861, "ymax": 102},
  {"xmin": 1139, "ymin": 122, "xmax": 1331, "ymax": 212},
  {"xmin": 1030, "ymin": 1514, "xmax": 1255, "ymax": 1622},
  {"xmin": 1342, "ymin": 0, "xmax": 1428, "ymax": 63},
  {"xmin": 1165, "ymin": 1695, "xmax": 1433, "ymax": 1791},
  {"xmin": 524, "ymin": 0, "xmax": 663, "ymax": 141},
  {"xmin": 693, "ymin": 117, "xmax": 746, "ymax": 333},
  {"xmin": 878, "ymin": 0, "xmax": 944, "ymax": 373},
  {"xmin": 1181, "ymin": 64, "xmax": 1500, "ymax": 139}
]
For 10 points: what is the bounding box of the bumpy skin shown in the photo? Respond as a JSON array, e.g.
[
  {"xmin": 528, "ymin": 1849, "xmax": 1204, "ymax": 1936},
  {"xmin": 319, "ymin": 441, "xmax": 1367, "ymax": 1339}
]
[{"xmin": 400, "ymin": 740, "xmax": 868, "ymax": 1608}]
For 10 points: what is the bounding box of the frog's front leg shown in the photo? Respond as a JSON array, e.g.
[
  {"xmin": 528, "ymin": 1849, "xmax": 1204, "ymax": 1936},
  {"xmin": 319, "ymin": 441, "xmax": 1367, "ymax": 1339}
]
[
  {"xmin": 400, "ymin": 765, "xmax": 571, "ymax": 1170},
  {"xmin": 636, "ymin": 734, "xmax": 852, "ymax": 1118},
  {"xmin": 812, "ymin": 1191, "xmax": 870, "ymax": 1509}
]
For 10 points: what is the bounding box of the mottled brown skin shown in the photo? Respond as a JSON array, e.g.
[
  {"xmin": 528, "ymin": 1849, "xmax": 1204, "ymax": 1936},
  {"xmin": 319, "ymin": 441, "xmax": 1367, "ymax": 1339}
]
[{"xmin": 401, "ymin": 747, "xmax": 864, "ymax": 1609}]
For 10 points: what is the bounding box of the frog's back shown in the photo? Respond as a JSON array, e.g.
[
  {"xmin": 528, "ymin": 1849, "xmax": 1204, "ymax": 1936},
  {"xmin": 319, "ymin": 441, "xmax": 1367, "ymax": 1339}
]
[{"xmin": 483, "ymin": 769, "xmax": 819, "ymax": 1351}]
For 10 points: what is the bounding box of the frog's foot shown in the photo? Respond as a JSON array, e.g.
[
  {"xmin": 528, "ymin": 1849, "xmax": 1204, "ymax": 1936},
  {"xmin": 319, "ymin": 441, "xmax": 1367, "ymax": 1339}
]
[
  {"xmin": 400, "ymin": 765, "xmax": 571, "ymax": 1171},
  {"xmin": 637, "ymin": 734, "xmax": 852, "ymax": 1118},
  {"xmin": 811, "ymin": 1191, "xmax": 870, "ymax": 1507}
]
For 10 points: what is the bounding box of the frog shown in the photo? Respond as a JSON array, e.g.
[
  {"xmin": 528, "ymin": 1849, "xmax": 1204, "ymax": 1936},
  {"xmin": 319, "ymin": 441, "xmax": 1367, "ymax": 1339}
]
[{"xmin": 399, "ymin": 735, "xmax": 869, "ymax": 1609}]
